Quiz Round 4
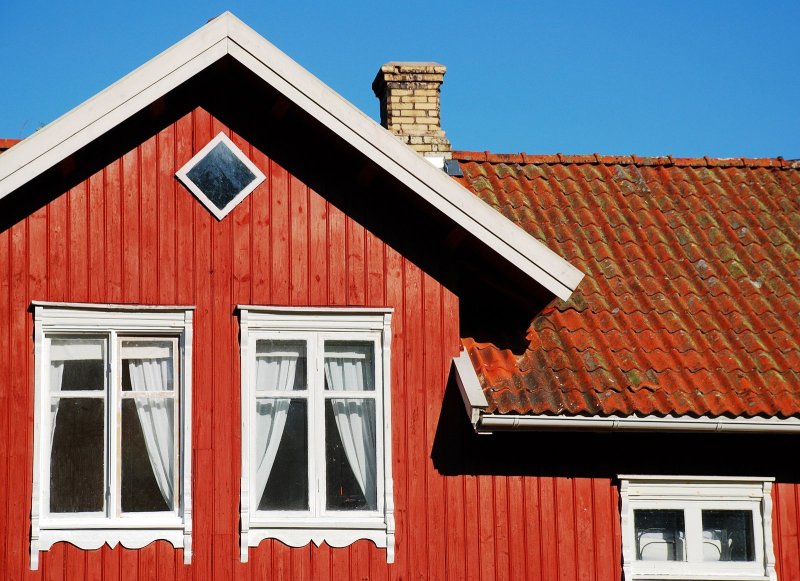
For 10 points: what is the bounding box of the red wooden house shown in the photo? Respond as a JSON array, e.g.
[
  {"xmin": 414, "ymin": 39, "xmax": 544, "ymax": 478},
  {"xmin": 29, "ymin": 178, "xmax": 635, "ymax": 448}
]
[{"xmin": 1, "ymin": 12, "xmax": 798, "ymax": 581}]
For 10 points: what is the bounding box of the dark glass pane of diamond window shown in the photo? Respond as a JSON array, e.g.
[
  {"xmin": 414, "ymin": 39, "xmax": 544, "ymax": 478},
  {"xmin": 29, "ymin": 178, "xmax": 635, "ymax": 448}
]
[{"xmin": 186, "ymin": 141, "xmax": 257, "ymax": 210}]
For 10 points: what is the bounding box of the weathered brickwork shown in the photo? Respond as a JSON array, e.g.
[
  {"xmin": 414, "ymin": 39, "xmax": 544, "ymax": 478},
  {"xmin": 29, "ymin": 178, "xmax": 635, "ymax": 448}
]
[{"xmin": 372, "ymin": 62, "xmax": 452, "ymax": 158}]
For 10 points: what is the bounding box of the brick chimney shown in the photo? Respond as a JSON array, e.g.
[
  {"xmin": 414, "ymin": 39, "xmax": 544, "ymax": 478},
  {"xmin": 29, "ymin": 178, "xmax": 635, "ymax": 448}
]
[{"xmin": 372, "ymin": 62, "xmax": 452, "ymax": 166}]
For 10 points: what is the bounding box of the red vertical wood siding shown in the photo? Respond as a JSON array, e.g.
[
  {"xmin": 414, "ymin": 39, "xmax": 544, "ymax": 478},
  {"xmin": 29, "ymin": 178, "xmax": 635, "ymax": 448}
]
[{"xmin": 2, "ymin": 107, "xmax": 799, "ymax": 580}]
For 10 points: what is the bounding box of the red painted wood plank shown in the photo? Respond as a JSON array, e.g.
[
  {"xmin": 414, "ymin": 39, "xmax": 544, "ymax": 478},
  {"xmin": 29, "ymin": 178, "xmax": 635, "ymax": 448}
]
[
  {"xmin": 193, "ymin": 450, "xmax": 213, "ymax": 579},
  {"xmin": 477, "ymin": 476, "xmax": 497, "ymax": 581},
  {"xmin": 574, "ymin": 478, "xmax": 595, "ymax": 581},
  {"xmin": 290, "ymin": 543, "xmax": 310, "ymax": 581},
  {"xmin": 272, "ymin": 540, "xmax": 293, "ymax": 581},
  {"xmin": 365, "ymin": 230, "xmax": 384, "ymax": 307},
  {"xmin": 138, "ymin": 543, "xmax": 157, "ymax": 580},
  {"xmin": 538, "ymin": 477, "xmax": 558, "ymax": 580},
  {"xmin": 7, "ymin": 222, "xmax": 28, "ymax": 579},
  {"xmin": 140, "ymin": 134, "xmax": 159, "ymax": 304},
  {"xmin": 43, "ymin": 543, "xmax": 65, "ymax": 581},
  {"xmin": 101, "ymin": 545, "xmax": 119, "ymax": 581},
  {"xmin": 776, "ymin": 483, "xmax": 800, "ymax": 577},
  {"xmin": 493, "ymin": 476, "xmax": 510, "ymax": 581},
  {"xmin": 326, "ymin": 203, "xmax": 346, "ymax": 306},
  {"xmin": 248, "ymin": 540, "xmax": 270, "ymax": 581},
  {"xmin": 87, "ymin": 171, "xmax": 105, "ymax": 302},
  {"xmin": 68, "ymin": 182, "xmax": 89, "ymax": 301},
  {"xmin": 270, "ymin": 160, "xmax": 290, "ymax": 305},
  {"xmin": 311, "ymin": 544, "xmax": 331, "ymax": 581},
  {"xmin": 47, "ymin": 190, "xmax": 68, "ymax": 302},
  {"xmin": 329, "ymin": 543, "xmax": 349, "ymax": 581},
  {"xmin": 212, "ymin": 534, "xmax": 233, "ymax": 580},
  {"xmin": 461, "ymin": 476, "xmax": 480, "ymax": 581},
  {"xmin": 0, "ymin": 229, "xmax": 8, "ymax": 575},
  {"xmin": 350, "ymin": 541, "xmax": 369, "ymax": 581},
  {"xmin": 85, "ymin": 548, "xmax": 102, "ymax": 581},
  {"xmin": 384, "ymin": 246, "xmax": 405, "ymax": 581},
  {"xmin": 289, "ymin": 176, "xmax": 308, "ymax": 306},
  {"xmin": 308, "ymin": 188, "xmax": 328, "ymax": 306},
  {"xmin": 64, "ymin": 545, "xmax": 86, "ymax": 580},
  {"xmin": 157, "ymin": 541, "xmax": 176, "ymax": 580},
  {"xmin": 346, "ymin": 219, "xmax": 365, "ymax": 305},
  {"xmin": 174, "ymin": 113, "xmax": 195, "ymax": 307},
  {"xmin": 592, "ymin": 479, "xmax": 616, "ymax": 581},
  {"xmin": 157, "ymin": 125, "xmax": 177, "ymax": 304},
  {"xmin": 423, "ymin": 274, "xmax": 445, "ymax": 581},
  {"xmin": 445, "ymin": 472, "xmax": 467, "ymax": 581},
  {"xmin": 403, "ymin": 260, "xmax": 427, "ymax": 580},
  {"xmin": 249, "ymin": 148, "xmax": 271, "ymax": 305},
  {"xmin": 104, "ymin": 159, "xmax": 123, "ymax": 303},
  {"xmin": 507, "ymin": 476, "xmax": 526, "ymax": 581},
  {"xmin": 555, "ymin": 477, "xmax": 577, "ymax": 581},
  {"xmin": 121, "ymin": 147, "xmax": 140, "ymax": 303}
]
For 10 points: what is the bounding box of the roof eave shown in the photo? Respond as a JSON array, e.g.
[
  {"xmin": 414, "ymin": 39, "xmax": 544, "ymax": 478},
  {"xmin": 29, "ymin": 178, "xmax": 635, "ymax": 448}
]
[
  {"xmin": 451, "ymin": 353, "xmax": 800, "ymax": 434},
  {"xmin": 0, "ymin": 12, "xmax": 583, "ymax": 301}
]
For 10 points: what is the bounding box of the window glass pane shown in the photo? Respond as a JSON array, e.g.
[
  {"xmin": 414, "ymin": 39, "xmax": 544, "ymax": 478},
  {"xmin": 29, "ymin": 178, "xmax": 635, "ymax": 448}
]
[
  {"xmin": 634, "ymin": 509, "xmax": 686, "ymax": 561},
  {"xmin": 122, "ymin": 340, "xmax": 175, "ymax": 392},
  {"xmin": 702, "ymin": 510, "xmax": 755, "ymax": 562},
  {"xmin": 324, "ymin": 341, "xmax": 374, "ymax": 392},
  {"xmin": 185, "ymin": 140, "xmax": 257, "ymax": 210},
  {"xmin": 257, "ymin": 398, "xmax": 308, "ymax": 510},
  {"xmin": 50, "ymin": 398, "xmax": 104, "ymax": 512},
  {"xmin": 50, "ymin": 337, "xmax": 105, "ymax": 391},
  {"xmin": 325, "ymin": 398, "xmax": 377, "ymax": 510},
  {"xmin": 121, "ymin": 398, "xmax": 174, "ymax": 512},
  {"xmin": 255, "ymin": 340, "xmax": 306, "ymax": 391}
]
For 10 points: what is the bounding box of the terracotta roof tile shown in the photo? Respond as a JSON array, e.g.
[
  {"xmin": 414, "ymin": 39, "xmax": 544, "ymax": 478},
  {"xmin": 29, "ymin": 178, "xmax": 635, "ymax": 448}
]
[{"xmin": 454, "ymin": 151, "xmax": 800, "ymax": 418}]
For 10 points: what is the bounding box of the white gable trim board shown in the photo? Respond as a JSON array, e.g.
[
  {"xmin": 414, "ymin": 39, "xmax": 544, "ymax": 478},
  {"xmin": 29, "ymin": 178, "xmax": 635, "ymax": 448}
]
[{"xmin": 0, "ymin": 12, "xmax": 583, "ymax": 302}]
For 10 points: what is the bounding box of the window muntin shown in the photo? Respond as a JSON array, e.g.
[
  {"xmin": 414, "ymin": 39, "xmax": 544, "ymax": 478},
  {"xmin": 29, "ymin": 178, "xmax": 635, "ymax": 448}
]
[
  {"xmin": 238, "ymin": 307, "xmax": 395, "ymax": 564},
  {"xmin": 31, "ymin": 304, "xmax": 194, "ymax": 570},
  {"xmin": 619, "ymin": 476, "xmax": 775, "ymax": 580}
]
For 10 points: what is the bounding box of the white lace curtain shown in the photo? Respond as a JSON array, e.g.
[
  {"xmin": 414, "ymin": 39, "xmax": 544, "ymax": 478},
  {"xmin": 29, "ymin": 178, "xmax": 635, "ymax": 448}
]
[
  {"xmin": 127, "ymin": 354, "xmax": 175, "ymax": 508},
  {"xmin": 254, "ymin": 351, "xmax": 298, "ymax": 505},
  {"xmin": 324, "ymin": 348, "xmax": 377, "ymax": 510}
]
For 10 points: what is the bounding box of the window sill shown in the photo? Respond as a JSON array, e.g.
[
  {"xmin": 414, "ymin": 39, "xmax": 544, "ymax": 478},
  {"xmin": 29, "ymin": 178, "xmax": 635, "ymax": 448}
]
[{"xmin": 32, "ymin": 526, "xmax": 190, "ymax": 569}]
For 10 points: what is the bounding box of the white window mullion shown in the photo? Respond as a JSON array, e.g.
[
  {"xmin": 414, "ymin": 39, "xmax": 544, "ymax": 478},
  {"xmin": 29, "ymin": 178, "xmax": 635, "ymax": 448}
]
[
  {"xmin": 312, "ymin": 335, "xmax": 324, "ymax": 518},
  {"xmin": 684, "ymin": 505, "xmax": 703, "ymax": 563},
  {"xmin": 109, "ymin": 331, "xmax": 118, "ymax": 520}
]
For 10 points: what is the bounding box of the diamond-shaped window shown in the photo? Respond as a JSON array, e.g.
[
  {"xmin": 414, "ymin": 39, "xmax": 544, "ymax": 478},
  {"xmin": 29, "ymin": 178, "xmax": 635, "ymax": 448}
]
[{"xmin": 176, "ymin": 132, "xmax": 265, "ymax": 220}]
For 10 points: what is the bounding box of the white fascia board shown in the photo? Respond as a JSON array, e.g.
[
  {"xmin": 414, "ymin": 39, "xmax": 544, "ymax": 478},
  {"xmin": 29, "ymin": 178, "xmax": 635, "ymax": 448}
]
[
  {"xmin": 0, "ymin": 12, "xmax": 583, "ymax": 301},
  {"xmin": 474, "ymin": 413, "xmax": 800, "ymax": 434},
  {"xmin": 452, "ymin": 351, "xmax": 489, "ymax": 426}
]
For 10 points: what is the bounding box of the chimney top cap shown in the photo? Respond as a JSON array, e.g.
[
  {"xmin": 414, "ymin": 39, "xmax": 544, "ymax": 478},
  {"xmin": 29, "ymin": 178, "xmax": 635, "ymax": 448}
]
[{"xmin": 372, "ymin": 62, "xmax": 447, "ymax": 96}]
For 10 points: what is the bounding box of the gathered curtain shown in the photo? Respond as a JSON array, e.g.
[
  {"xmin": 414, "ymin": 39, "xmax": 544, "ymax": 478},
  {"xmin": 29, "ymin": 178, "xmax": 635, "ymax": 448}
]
[
  {"xmin": 254, "ymin": 352, "xmax": 298, "ymax": 506},
  {"xmin": 127, "ymin": 357, "xmax": 175, "ymax": 508},
  {"xmin": 324, "ymin": 352, "xmax": 377, "ymax": 509}
]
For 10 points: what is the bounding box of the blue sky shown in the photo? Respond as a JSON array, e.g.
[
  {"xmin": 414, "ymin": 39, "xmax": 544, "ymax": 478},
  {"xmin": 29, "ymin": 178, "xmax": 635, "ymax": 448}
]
[{"xmin": 2, "ymin": 1, "xmax": 798, "ymax": 158}]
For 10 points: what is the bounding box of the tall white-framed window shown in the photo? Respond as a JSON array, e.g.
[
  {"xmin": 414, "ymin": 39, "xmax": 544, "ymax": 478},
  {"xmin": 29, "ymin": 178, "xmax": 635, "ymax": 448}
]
[
  {"xmin": 619, "ymin": 475, "xmax": 776, "ymax": 581},
  {"xmin": 238, "ymin": 306, "xmax": 394, "ymax": 563},
  {"xmin": 30, "ymin": 302, "xmax": 194, "ymax": 569}
]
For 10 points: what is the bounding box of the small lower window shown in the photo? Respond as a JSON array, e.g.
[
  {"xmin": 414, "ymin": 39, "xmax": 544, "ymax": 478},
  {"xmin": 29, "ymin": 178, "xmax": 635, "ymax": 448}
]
[
  {"xmin": 31, "ymin": 303, "xmax": 194, "ymax": 569},
  {"xmin": 619, "ymin": 475, "xmax": 775, "ymax": 580},
  {"xmin": 238, "ymin": 306, "xmax": 395, "ymax": 563}
]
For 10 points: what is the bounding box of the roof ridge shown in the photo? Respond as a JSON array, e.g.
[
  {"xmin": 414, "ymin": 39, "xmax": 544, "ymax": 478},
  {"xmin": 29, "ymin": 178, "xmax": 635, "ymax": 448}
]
[{"xmin": 453, "ymin": 150, "xmax": 800, "ymax": 170}]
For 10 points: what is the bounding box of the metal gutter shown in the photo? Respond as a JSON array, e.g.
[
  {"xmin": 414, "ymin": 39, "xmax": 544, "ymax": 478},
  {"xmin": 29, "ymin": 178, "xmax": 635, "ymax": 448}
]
[{"xmin": 474, "ymin": 413, "xmax": 800, "ymax": 434}]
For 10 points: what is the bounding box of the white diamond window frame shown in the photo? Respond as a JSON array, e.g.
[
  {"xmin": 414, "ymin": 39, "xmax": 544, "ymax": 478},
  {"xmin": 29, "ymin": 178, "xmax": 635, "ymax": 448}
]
[{"xmin": 175, "ymin": 132, "xmax": 266, "ymax": 221}]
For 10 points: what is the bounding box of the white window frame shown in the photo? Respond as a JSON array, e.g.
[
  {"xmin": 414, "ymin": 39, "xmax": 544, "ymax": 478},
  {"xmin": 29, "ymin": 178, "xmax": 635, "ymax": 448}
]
[
  {"xmin": 619, "ymin": 475, "xmax": 776, "ymax": 581},
  {"xmin": 175, "ymin": 131, "xmax": 266, "ymax": 221},
  {"xmin": 238, "ymin": 306, "xmax": 394, "ymax": 563},
  {"xmin": 30, "ymin": 302, "xmax": 194, "ymax": 569}
]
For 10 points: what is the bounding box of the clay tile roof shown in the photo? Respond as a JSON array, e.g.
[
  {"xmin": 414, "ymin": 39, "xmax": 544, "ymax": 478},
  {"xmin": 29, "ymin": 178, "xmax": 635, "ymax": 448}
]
[
  {"xmin": 0, "ymin": 139, "xmax": 20, "ymax": 153},
  {"xmin": 453, "ymin": 150, "xmax": 800, "ymax": 418}
]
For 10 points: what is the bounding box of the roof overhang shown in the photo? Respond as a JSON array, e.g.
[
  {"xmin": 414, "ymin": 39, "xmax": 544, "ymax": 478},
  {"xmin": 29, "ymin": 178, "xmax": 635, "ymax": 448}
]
[
  {"xmin": 0, "ymin": 12, "xmax": 583, "ymax": 301},
  {"xmin": 452, "ymin": 351, "xmax": 800, "ymax": 434}
]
